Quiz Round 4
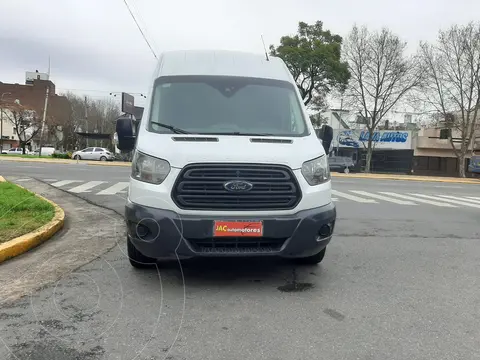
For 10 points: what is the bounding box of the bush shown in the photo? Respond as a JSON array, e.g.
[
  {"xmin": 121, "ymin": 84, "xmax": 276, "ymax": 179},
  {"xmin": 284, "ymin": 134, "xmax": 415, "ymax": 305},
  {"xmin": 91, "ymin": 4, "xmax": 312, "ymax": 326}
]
[{"xmin": 51, "ymin": 152, "xmax": 71, "ymax": 159}]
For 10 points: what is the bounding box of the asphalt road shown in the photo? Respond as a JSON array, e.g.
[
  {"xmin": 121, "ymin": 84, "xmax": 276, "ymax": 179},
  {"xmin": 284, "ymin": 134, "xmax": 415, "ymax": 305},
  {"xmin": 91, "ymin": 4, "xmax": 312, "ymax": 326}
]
[{"xmin": 1, "ymin": 161, "xmax": 480, "ymax": 360}]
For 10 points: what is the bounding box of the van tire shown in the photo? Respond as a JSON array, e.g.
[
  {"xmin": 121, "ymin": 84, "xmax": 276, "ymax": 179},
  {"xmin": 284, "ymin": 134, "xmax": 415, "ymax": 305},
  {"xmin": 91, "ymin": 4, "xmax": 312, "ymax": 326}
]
[
  {"xmin": 127, "ymin": 237, "xmax": 156, "ymax": 268},
  {"xmin": 295, "ymin": 247, "xmax": 326, "ymax": 265}
]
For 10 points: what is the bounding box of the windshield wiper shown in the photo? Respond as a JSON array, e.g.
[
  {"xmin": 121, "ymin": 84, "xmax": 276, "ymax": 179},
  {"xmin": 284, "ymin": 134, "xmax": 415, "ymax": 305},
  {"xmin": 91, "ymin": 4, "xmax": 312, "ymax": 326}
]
[{"xmin": 150, "ymin": 121, "xmax": 191, "ymax": 134}]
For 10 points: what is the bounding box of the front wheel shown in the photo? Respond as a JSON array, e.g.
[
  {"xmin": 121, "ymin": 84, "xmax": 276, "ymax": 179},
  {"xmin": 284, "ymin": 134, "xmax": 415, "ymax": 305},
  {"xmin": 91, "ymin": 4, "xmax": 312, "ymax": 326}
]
[
  {"xmin": 344, "ymin": 167, "xmax": 350, "ymax": 174},
  {"xmin": 127, "ymin": 237, "xmax": 156, "ymax": 268},
  {"xmin": 295, "ymin": 247, "xmax": 326, "ymax": 265},
  {"xmin": 74, "ymin": 155, "xmax": 81, "ymax": 160},
  {"xmin": 100, "ymin": 156, "xmax": 107, "ymax": 161}
]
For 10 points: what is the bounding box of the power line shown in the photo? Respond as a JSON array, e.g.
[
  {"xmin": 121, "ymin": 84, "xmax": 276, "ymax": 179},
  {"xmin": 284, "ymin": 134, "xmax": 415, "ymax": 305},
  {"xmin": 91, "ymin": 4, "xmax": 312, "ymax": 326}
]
[{"xmin": 121, "ymin": 0, "xmax": 158, "ymax": 60}]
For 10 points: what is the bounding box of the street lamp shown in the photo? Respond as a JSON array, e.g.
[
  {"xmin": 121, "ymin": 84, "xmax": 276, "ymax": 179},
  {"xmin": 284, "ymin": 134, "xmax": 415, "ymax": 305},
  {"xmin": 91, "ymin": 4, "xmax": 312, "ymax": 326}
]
[{"xmin": 0, "ymin": 92, "xmax": 12, "ymax": 153}]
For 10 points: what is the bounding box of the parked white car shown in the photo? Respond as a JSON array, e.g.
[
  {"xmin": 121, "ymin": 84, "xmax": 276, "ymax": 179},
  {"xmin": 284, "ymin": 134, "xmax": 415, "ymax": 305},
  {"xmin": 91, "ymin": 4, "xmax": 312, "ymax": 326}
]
[
  {"xmin": 72, "ymin": 147, "xmax": 114, "ymax": 161},
  {"xmin": 5, "ymin": 147, "xmax": 31, "ymax": 155}
]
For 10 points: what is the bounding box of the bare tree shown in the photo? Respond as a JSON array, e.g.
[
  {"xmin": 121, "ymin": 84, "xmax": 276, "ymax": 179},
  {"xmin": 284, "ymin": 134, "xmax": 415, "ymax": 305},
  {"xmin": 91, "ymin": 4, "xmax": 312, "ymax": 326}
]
[
  {"xmin": 417, "ymin": 22, "xmax": 480, "ymax": 177},
  {"xmin": 343, "ymin": 26, "xmax": 421, "ymax": 172},
  {"xmin": 3, "ymin": 107, "xmax": 41, "ymax": 154},
  {"xmin": 61, "ymin": 93, "xmax": 120, "ymax": 150}
]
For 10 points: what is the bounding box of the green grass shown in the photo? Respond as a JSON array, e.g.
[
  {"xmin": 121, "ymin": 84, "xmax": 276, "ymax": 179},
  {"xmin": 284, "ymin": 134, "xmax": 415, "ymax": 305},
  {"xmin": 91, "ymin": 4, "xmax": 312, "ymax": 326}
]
[
  {"xmin": 0, "ymin": 182, "xmax": 55, "ymax": 243},
  {"xmin": 0, "ymin": 154, "xmax": 53, "ymax": 159}
]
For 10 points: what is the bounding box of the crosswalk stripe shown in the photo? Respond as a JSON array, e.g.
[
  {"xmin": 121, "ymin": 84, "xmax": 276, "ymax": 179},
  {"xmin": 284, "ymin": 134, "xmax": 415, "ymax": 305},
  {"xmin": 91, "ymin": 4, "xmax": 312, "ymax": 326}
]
[
  {"xmin": 410, "ymin": 194, "xmax": 480, "ymax": 209},
  {"xmin": 331, "ymin": 190, "xmax": 377, "ymax": 203},
  {"xmin": 466, "ymin": 196, "xmax": 480, "ymax": 200},
  {"xmin": 69, "ymin": 181, "xmax": 106, "ymax": 193},
  {"xmin": 350, "ymin": 190, "xmax": 417, "ymax": 205},
  {"xmin": 96, "ymin": 182, "xmax": 129, "ymax": 195},
  {"xmin": 50, "ymin": 180, "xmax": 82, "ymax": 187},
  {"xmin": 379, "ymin": 192, "xmax": 457, "ymax": 207},
  {"xmin": 438, "ymin": 195, "xmax": 480, "ymax": 204}
]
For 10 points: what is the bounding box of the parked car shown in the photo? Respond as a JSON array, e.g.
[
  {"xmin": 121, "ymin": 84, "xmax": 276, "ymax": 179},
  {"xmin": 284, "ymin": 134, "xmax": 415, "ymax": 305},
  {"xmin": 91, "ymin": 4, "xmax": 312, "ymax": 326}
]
[
  {"xmin": 468, "ymin": 155, "xmax": 480, "ymax": 174},
  {"xmin": 39, "ymin": 147, "xmax": 56, "ymax": 156},
  {"xmin": 5, "ymin": 147, "xmax": 31, "ymax": 155},
  {"xmin": 116, "ymin": 49, "xmax": 336, "ymax": 269},
  {"xmin": 72, "ymin": 147, "xmax": 114, "ymax": 161},
  {"xmin": 328, "ymin": 156, "xmax": 355, "ymax": 174}
]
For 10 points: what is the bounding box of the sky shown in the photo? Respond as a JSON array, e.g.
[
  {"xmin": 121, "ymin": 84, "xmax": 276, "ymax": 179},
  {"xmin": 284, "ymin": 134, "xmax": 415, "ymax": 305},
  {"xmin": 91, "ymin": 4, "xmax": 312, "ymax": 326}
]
[{"xmin": 1, "ymin": 0, "xmax": 478, "ymax": 108}]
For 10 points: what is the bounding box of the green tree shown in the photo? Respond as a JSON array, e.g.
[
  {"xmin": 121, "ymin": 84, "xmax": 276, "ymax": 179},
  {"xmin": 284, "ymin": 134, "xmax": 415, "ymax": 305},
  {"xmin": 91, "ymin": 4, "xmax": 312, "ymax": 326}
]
[{"xmin": 269, "ymin": 21, "xmax": 350, "ymax": 109}]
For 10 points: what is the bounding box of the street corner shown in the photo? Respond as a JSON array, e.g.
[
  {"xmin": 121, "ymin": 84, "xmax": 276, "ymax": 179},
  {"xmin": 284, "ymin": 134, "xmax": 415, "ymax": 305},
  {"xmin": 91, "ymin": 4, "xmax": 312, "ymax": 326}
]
[{"xmin": 0, "ymin": 180, "xmax": 65, "ymax": 264}]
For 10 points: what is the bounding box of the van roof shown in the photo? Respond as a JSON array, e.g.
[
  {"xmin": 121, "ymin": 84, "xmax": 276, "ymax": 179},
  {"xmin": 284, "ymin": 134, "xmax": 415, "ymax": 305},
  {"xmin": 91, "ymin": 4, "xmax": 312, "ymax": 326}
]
[{"xmin": 156, "ymin": 50, "xmax": 292, "ymax": 81}]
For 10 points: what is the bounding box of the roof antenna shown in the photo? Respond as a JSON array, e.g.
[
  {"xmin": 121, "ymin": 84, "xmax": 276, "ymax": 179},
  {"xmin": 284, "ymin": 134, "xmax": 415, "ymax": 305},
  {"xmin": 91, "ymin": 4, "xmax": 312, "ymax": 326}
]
[{"xmin": 261, "ymin": 35, "xmax": 269, "ymax": 61}]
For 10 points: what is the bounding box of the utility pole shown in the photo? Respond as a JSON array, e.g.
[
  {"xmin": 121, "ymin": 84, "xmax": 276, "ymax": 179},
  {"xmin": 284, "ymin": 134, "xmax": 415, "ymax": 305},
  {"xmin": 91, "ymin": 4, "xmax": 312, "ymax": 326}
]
[
  {"xmin": 84, "ymin": 96, "xmax": 89, "ymax": 147},
  {"xmin": 38, "ymin": 86, "xmax": 50, "ymax": 156},
  {"xmin": 337, "ymin": 97, "xmax": 343, "ymax": 155}
]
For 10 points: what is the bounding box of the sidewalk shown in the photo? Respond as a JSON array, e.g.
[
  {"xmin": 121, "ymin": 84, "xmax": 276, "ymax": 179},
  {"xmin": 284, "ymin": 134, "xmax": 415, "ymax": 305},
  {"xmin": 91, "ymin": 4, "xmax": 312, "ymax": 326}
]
[
  {"xmin": 332, "ymin": 172, "xmax": 480, "ymax": 184},
  {"xmin": 0, "ymin": 178, "xmax": 124, "ymax": 303}
]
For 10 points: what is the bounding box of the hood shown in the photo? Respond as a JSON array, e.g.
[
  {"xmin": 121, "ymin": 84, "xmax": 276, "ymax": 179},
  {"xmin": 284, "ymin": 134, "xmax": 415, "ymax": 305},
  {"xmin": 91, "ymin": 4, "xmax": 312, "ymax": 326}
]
[{"xmin": 136, "ymin": 131, "xmax": 325, "ymax": 169}]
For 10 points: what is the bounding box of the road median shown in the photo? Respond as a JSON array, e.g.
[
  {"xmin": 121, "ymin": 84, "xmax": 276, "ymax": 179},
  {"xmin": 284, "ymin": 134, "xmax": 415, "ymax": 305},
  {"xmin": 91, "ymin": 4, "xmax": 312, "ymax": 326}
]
[
  {"xmin": 0, "ymin": 156, "xmax": 131, "ymax": 167},
  {"xmin": 0, "ymin": 176, "xmax": 65, "ymax": 264}
]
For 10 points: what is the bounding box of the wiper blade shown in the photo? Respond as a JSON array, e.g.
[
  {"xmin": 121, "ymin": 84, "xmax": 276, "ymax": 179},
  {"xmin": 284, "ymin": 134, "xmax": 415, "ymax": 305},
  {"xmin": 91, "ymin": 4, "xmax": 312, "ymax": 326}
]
[{"xmin": 150, "ymin": 121, "xmax": 191, "ymax": 134}]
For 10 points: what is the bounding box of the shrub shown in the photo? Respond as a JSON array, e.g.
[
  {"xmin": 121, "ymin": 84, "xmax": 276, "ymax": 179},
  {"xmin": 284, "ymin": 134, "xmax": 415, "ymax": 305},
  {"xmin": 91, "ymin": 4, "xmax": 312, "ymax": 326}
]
[{"xmin": 51, "ymin": 153, "xmax": 71, "ymax": 159}]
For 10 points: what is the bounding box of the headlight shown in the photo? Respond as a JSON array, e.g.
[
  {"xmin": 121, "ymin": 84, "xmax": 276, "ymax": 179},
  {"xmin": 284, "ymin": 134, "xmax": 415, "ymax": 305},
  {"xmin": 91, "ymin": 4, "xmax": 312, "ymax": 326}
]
[
  {"xmin": 131, "ymin": 151, "xmax": 170, "ymax": 184},
  {"xmin": 301, "ymin": 155, "xmax": 330, "ymax": 185}
]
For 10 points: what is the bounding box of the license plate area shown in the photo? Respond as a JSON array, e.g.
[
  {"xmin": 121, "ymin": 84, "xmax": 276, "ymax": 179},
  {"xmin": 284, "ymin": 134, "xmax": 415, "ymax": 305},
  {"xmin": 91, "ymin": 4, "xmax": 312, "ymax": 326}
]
[{"xmin": 213, "ymin": 221, "xmax": 263, "ymax": 237}]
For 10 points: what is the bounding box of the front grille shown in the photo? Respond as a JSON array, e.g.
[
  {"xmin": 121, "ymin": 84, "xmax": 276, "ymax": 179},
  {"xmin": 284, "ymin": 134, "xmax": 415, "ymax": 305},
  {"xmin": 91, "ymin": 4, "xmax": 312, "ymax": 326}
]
[
  {"xmin": 188, "ymin": 237, "xmax": 287, "ymax": 253},
  {"xmin": 172, "ymin": 163, "xmax": 302, "ymax": 210}
]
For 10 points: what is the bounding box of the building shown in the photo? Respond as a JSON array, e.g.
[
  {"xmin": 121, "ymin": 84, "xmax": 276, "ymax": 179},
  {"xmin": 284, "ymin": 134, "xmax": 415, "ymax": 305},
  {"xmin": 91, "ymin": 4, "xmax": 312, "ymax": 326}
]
[
  {"xmin": 413, "ymin": 125, "xmax": 480, "ymax": 177},
  {"xmin": 0, "ymin": 72, "xmax": 71, "ymax": 150},
  {"xmin": 319, "ymin": 107, "xmax": 420, "ymax": 173}
]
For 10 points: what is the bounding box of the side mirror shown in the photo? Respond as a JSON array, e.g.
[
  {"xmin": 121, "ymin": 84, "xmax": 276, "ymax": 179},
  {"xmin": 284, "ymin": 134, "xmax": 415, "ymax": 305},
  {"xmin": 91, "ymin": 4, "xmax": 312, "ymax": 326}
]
[
  {"xmin": 317, "ymin": 125, "xmax": 333, "ymax": 155},
  {"xmin": 115, "ymin": 116, "xmax": 137, "ymax": 151}
]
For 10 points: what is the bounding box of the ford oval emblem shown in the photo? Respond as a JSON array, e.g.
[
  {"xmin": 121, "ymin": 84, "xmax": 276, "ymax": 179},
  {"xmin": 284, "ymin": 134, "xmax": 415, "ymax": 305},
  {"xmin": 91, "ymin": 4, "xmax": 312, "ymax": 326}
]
[{"xmin": 223, "ymin": 180, "xmax": 253, "ymax": 192}]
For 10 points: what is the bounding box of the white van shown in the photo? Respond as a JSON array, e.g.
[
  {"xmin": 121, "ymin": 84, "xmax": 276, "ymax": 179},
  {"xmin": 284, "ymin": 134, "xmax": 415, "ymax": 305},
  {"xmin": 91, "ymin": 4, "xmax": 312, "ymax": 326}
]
[{"xmin": 116, "ymin": 50, "xmax": 335, "ymax": 268}]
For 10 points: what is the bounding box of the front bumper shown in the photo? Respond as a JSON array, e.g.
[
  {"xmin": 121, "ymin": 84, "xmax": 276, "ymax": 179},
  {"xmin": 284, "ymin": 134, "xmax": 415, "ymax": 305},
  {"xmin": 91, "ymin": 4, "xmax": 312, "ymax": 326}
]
[{"xmin": 125, "ymin": 201, "xmax": 336, "ymax": 259}]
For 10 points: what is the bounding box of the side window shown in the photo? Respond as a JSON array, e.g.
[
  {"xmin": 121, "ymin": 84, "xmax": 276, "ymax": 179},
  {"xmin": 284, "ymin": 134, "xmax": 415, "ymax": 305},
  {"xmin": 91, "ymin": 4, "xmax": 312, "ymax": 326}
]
[
  {"xmin": 288, "ymin": 92, "xmax": 305, "ymax": 133},
  {"xmin": 94, "ymin": 148, "xmax": 103, "ymax": 152},
  {"xmin": 83, "ymin": 147, "xmax": 94, "ymax": 152}
]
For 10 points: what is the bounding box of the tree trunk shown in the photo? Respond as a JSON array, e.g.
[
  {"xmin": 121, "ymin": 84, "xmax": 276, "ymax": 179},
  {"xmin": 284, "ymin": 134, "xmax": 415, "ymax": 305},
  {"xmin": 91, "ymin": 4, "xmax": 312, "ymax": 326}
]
[
  {"xmin": 458, "ymin": 154, "xmax": 466, "ymax": 178},
  {"xmin": 365, "ymin": 136, "xmax": 373, "ymax": 173}
]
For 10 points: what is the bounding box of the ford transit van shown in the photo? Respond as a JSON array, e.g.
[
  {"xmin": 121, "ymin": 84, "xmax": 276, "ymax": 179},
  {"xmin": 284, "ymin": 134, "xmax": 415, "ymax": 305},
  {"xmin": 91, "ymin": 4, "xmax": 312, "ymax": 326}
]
[{"xmin": 116, "ymin": 50, "xmax": 336, "ymax": 268}]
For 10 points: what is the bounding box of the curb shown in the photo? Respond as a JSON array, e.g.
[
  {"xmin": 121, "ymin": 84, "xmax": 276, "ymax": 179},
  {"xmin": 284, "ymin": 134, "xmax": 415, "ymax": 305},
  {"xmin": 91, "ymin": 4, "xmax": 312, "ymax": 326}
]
[
  {"xmin": 331, "ymin": 172, "xmax": 480, "ymax": 184},
  {"xmin": 0, "ymin": 176, "xmax": 65, "ymax": 264}
]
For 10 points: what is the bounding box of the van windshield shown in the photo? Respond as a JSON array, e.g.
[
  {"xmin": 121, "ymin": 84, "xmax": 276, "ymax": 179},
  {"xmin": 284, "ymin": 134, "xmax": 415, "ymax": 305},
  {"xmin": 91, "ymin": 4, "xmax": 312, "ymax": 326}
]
[{"xmin": 148, "ymin": 75, "xmax": 308, "ymax": 137}]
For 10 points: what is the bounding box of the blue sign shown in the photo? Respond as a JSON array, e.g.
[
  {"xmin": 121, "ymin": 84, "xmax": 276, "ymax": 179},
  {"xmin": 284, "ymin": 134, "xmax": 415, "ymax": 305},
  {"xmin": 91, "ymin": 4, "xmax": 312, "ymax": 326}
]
[{"xmin": 337, "ymin": 130, "xmax": 411, "ymax": 149}]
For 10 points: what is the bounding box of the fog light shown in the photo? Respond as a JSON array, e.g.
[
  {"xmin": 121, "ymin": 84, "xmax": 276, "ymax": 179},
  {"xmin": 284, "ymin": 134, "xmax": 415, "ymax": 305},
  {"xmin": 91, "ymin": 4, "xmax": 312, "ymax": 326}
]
[
  {"xmin": 136, "ymin": 224, "xmax": 149, "ymax": 239},
  {"xmin": 318, "ymin": 224, "xmax": 332, "ymax": 238}
]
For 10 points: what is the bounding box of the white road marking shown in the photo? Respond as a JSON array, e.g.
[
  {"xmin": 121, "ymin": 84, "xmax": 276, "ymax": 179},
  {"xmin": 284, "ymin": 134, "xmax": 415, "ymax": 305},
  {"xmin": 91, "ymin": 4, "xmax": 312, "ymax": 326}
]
[
  {"xmin": 410, "ymin": 194, "xmax": 480, "ymax": 209},
  {"xmin": 438, "ymin": 195, "xmax": 480, "ymax": 204},
  {"xmin": 44, "ymin": 179, "xmax": 57, "ymax": 182},
  {"xmin": 379, "ymin": 192, "xmax": 456, "ymax": 207},
  {"xmin": 331, "ymin": 190, "xmax": 377, "ymax": 203},
  {"xmin": 350, "ymin": 190, "xmax": 417, "ymax": 205},
  {"xmin": 15, "ymin": 178, "xmax": 32, "ymax": 182},
  {"xmin": 466, "ymin": 196, "xmax": 480, "ymax": 200},
  {"xmin": 50, "ymin": 180, "xmax": 83, "ymax": 187},
  {"xmin": 69, "ymin": 181, "xmax": 106, "ymax": 193},
  {"xmin": 332, "ymin": 197, "xmax": 339, "ymax": 202},
  {"xmin": 96, "ymin": 182, "xmax": 129, "ymax": 195}
]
